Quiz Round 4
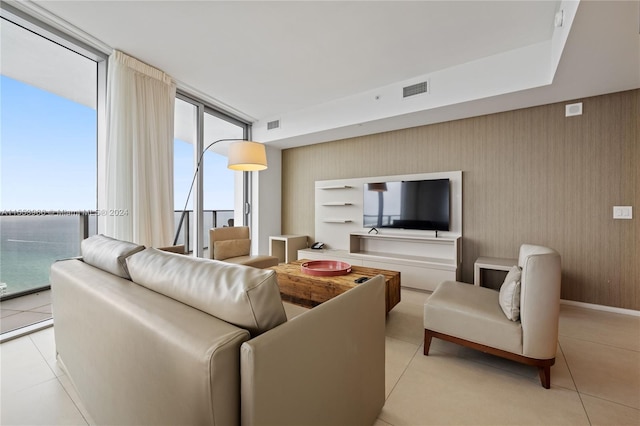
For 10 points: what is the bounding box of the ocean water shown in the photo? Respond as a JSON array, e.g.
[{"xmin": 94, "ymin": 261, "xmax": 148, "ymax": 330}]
[
  {"xmin": 0, "ymin": 211, "xmax": 233, "ymax": 296},
  {"xmin": 0, "ymin": 215, "xmax": 97, "ymax": 296}
]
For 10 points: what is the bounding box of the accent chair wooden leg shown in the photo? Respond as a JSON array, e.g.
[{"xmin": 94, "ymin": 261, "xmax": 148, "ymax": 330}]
[
  {"xmin": 538, "ymin": 365, "xmax": 551, "ymax": 389},
  {"xmin": 423, "ymin": 330, "xmax": 433, "ymax": 356}
]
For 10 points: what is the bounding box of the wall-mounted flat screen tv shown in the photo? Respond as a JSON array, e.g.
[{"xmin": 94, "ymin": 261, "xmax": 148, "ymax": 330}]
[{"xmin": 363, "ymin": 178, "xmax": 450, "ymax": 231}]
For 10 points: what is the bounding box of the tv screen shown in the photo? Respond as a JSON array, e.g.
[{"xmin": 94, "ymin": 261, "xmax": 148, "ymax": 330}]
[{"xmin": 363, "ymin": 179, "xmax": 450, "ymax": 231}]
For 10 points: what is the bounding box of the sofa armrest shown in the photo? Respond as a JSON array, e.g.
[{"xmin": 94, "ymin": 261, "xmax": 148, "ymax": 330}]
[
  {"xmin": 51, "ymin": 259, "xmax": 250, "ymax": 426},
  {"xmin": 240, "ymin": 275, "xmax": 386, "ymax": 426}
]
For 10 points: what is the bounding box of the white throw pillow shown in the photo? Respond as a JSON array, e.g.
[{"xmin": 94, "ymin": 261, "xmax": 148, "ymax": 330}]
[{"xmin": 499, "ymin": 265, "xmax": 522, "ymax": 321}]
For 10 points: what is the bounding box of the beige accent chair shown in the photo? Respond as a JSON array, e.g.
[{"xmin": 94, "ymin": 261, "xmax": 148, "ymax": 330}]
[
  {"xmin": 209, "ymin": 226, "xmax": 279, "ymax": 268},
  {"xmin": 423, "ymin": 244, "xmax": 561, "ymax": 388}
]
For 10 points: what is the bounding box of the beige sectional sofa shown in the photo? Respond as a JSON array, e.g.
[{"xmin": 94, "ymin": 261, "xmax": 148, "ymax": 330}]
[{"xmin": 50, "ymin": 235, "xmax": 385, "ymax": 426}]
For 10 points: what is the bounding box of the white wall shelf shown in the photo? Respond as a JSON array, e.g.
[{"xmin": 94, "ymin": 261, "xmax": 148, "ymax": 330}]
[
  {"xmin": 322, "ymin": 219, "xmax": 353, "ymax": 223},
  {"xmin": 319, "ymin": 185, "xmax": 352, "ymax": 190},
  {"xmin": 321, "ymin": 202, "xmax": 353, "ymax": 206}
]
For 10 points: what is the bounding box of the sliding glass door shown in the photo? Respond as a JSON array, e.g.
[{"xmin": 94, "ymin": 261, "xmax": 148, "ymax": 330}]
[
  {"xmin": 173, "ymin": 94, "xmax": 249, "ymax": 257},
  {"xmin": 173, "ymin": 97, "xmax": 197, "ymax": 251},
  {"xmin": 0, "ymin": 13, "xmax": 104, "ymax": 299}
]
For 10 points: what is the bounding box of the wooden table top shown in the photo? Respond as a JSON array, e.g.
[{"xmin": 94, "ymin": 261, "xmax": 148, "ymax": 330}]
[{"xmin": 270, "ymin": 259, "xmax": 401, "ymax": 312}]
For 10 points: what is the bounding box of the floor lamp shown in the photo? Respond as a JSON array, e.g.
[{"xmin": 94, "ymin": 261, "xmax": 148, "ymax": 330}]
[
  {"xmin": 173, "ymin": 139, "xmax": 268, "ymax": 247},
  {"xmin": 367, "ymin": 182, "xmax": 387, "ymax": 231}
]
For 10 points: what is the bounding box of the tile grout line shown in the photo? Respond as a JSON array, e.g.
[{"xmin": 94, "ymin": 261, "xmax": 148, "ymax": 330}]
[
  {"xmin": 576, "ymin": 391, "xmax": 640, "ymax": 412},
  {"xmin": 558, "ymin": 340, "xmax": 592, "ymax": 425},
  {"xmin": 384, "ymin": 336, "xmax": 422, "ymax": 402},
  {"xmin": 56, "ymin": 378, "xmax": 90, "ymax": 426},
  {"xmin": 558, "ymin": 333, "xmax": 640, "ymax": 354},
  {"xmin": 378, "ymin": 342, "xmax": 422, "ymax": 426},
  {"xmin": 29, "ymin": 332, "xmax": 91, "ymax": 426}
]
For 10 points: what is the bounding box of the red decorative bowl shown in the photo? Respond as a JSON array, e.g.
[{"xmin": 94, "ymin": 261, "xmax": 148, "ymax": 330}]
[{"xmin": 301, "ymin": 260, "xmax": 352, "ymax": 276}]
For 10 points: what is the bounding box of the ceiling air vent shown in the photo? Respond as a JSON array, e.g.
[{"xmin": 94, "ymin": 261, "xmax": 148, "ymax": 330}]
[
  {"xmin": 403, "ymin": 81, "xmax": 429, "ymax": 98},
  {"xmin": 267, "ymin": 119, "xmax": 280, "ymax": 130}
]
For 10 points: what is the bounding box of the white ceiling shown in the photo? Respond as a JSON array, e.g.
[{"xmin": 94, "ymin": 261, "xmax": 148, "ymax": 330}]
[
  {"xmin": 16, "ymin": 0, "xmax": 640, "ymax": 148},
  {"xmin": 0, "ymin": 16, "xmax": 96, "ymax": 109}
]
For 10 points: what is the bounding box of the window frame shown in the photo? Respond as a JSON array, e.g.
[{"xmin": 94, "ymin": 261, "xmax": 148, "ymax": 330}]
[{"xmin": 175, "ymin": 91, "xmax": 251, "ymax": 257}]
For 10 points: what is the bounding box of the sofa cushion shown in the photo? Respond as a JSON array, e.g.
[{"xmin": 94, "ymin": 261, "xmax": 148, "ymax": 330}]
[
  {"xmin": 214, "ymin": 239, "xmax": 250, "ymax": 260},
  {"xmin": 126, "ymin": 248, "xmax": 287, "ymax": 336},
  {"xmin": 499, "ymin": 266, "xmax": 522, "ymax": 321},
  {"xmin": 81, "ymin": 234, "xmax": 144, "ymax": 280}
]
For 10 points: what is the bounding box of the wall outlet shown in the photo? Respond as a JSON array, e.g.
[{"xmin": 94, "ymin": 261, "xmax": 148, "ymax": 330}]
[{"xmin": 613, "ymin": 206, "xmax": 633, "ymax": 219}]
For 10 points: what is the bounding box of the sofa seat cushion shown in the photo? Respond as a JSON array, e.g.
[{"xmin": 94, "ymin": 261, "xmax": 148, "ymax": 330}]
[
  {"xmin": 424, "ymin": 281, "xmax": 523, "ymax": 355},
  {"xmin": 126, "ymin": 248, "xmax": 287, "ymax": 336},
  {"xmin": 224, "ymin": 255, "xmax": 279, "ymax": 269},
  {"xmin": 81, "ymin": 234, "xmax": 144, "ymax": 279}
]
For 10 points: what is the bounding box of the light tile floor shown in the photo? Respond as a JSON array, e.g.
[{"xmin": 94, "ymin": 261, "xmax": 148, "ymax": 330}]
[
  {"xmin": 1, "ymin": 289, "xmax": 639, "ymax": 425},
  {"xmin": 1, "ymin": 290, "xmax": 53, "ymax": 334}
]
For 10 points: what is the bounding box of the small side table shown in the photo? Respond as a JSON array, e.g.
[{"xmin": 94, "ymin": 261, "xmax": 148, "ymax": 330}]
[
  {"xmin": 269, "ymin": 235, "xmax": 308, "ymax": 263},
  {"xmin": 474, "ymin": 257, "xmax": 518, "ymax": 286}
]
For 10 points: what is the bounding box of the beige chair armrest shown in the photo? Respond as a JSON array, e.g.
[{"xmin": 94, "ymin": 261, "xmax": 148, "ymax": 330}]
[
  {"xmin": 157, "ymin": 244, "xmax": 185, "ymax": 254},
  {"xmin": 240, "ymin": 275, "xmax": 386, "ymax": 426}
]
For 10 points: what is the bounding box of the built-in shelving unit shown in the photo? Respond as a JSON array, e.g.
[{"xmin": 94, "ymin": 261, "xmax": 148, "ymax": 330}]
[
  {"xmin": 299, "ymin": 232, "xmax": 461, "ymax": 291},
  {"xmin": 348, "ymin": 232, "xmax": 461, "ymax": 291},
  {"xmin": 311, "ymin": 171, "xmax": 463, "ymax": 291},
  {"xmin": 316, "ymin": 182, "xmax": 357, "ymax": 228}
]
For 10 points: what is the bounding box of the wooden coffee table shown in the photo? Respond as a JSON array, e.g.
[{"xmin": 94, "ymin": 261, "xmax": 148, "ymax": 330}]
[{"xmin": 270, "ymin": 259, "xmax": 401, "ymax": 313}]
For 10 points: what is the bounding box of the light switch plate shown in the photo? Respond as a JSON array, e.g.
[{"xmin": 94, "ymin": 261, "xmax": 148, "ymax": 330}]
[
  {"xmin": 565, "ymin": 102, "xmax": 583, "ymax": 117},
  {"xmin": 613, "ymin": 206, "xmax": 633, "ymax": 219}
]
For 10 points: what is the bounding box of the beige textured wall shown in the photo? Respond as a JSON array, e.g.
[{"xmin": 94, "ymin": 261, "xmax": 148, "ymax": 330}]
[{"xmin": 282, "ymin": 90, "xmax": 639, "ymax": 310}]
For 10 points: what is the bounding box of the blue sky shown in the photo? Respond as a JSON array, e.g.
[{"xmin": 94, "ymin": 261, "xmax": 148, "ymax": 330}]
[
  {"xmin": 1, "ymin": 75, "xmax": 96, "ymax": 210},
  {"xmin": 1, "ymin": 75, "xmax": 234, "ymax": 212}
]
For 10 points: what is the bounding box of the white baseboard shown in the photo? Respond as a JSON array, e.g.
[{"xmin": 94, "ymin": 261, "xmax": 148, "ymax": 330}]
[{"xmin": 561, "ymin": 299, "xmax": 640, "ymax": 317}]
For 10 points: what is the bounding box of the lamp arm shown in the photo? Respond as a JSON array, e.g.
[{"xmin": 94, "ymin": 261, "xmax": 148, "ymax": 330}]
[{"xmin": 173, "ymin": 138, "xmax": 244, "ymax": 246}]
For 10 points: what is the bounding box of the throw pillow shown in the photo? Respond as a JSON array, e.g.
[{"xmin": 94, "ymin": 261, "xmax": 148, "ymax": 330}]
[
  {"xmin": 214, "ymin": 239, "xmax": 251, "ymax": 260},
  {"xmin": 81, "ymin": 234, "xmax": 145, "ymax": 280},
  {"xmin": 127, "ymin": 248, "xmax": 287, "ymax": 336},
  {"xmin": 499, "ymin": 265, "xmax": 522, "ymax": 321}
]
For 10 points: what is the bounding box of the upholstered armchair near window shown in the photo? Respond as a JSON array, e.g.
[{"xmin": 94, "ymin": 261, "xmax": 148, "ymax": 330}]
[
  {"xmin": 209, "ymin": 226, "xmax": 279, "ymax": 269},
  {"xmin": 423, "ymin": 244, "xmax": 561, "ymax": 388}
]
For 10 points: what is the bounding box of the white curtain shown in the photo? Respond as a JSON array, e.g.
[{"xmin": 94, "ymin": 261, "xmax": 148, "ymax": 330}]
[{"xmin": 105, "ymin": 50, "xmax": 176, "ymax": 247}]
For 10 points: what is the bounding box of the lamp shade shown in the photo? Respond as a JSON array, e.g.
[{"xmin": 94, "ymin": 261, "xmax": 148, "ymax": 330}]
[
  {"xmin": 368, "ymin": 182, "xmax": 388, "ymax": 192},
  {"xmin": 227, "ymin": 141, "xmax": 268, "ymax": 171}
]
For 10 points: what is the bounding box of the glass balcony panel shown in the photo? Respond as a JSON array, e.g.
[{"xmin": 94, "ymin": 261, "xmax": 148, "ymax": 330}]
[
  {"xmin": 0, "ymin": 213, "xmax": 97, "ymax": 298},
  {"xmin": 1, "ymin": 20, "xmax": 98, "ymax": 300}
]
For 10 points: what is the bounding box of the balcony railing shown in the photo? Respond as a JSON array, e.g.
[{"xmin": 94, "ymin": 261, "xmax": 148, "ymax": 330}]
[
  {"xmin": 0, "ymin": 209, "xmax": 233, "ymax": 299},
  {"xmin": 173, "ymin": 210, "xmax": 234, "ymax": 253}
]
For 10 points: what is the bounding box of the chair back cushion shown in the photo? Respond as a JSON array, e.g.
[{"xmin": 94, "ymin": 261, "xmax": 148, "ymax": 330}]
[
  {"xmin": 214, "ymin": 239, "xmax": 251, "ymax": 260},
  {"xmin": 211, "ymin": 226, "xmax": 250, "ymax": 242},
  {"xmin": 127, "ymin": 248, "xmax": 287, "ymax": 336},
  {"xmin": 210, "ymin": 226, "xmax": 251, "ymax": 260},
  {"xmin": 518, "ymin": 244, "xmax": 561, "ymax": 359},
  {"xmin": 81, "ymin": 234, "xmax": 144, "ymax": 280}
]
